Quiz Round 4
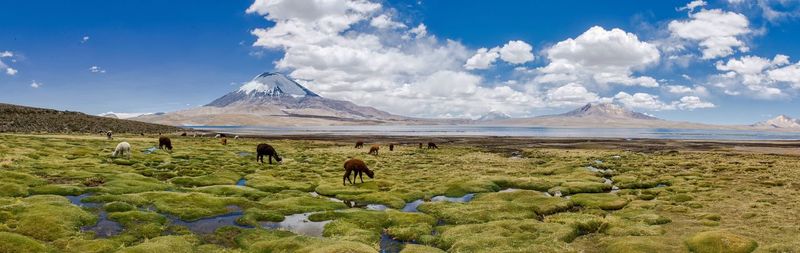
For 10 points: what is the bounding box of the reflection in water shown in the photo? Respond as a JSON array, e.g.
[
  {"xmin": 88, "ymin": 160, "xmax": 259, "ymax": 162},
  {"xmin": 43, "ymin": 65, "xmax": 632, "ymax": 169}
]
[
  {"xmin": 431, "ymin": 194, "xmax": 474, "ymax": 203},
  {"xmin": 143, "ymin": 147, "xmax": 158, "ymax": 154},
  {"xmin": 401, "ymin": 200, "xmax": 424, "ymax": 212},
  {"xmin": 169, "ymin": 210, "xmax": 252, "ymax": 234},
  {"xmin": 261, "ymin": 213, "xmax": 331, "ymax": 237},
  {"xmin": 67, "ymin": 193, "xmax": 123, "ymax": 237},
  {"xmin": 236, "ymin": 178, "xmax": 247, "ymax": 186}
]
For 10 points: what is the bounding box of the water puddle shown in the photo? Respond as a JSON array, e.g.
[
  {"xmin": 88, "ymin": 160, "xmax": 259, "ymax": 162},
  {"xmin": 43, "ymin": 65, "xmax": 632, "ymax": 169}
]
[
  {"xmin": 261, "ymin": 212, "xmax": 331, "ymax": 237},
  {"xmin": 431, "ymin": 193, "xmax": 474, "ymax": 203},
  {"xmin": 237, "ymin": 151, "xmax": 252, "ymax": 157},
  {"xmin": 594, "ymin": 160, "xmax": 604, "ymax": 164},
  {"xmin": 401, "ymin": 200, "xmax": 424, "ymax": 212},
  {"xmin": 603, "ymin": 178, "xmax": 613, "ymax": 185},
  {"xmin": 379, "ymin": 231, "xmax": 405, "ymax": 253},
  {"xmin": 143, "ymin": 147, "xmax": 158, "ymax": 154},
  {"xmin": 169, "ymin": 211, "xmax": 252, "ymax": 234},
  {"xmin": 365, "ymin": 204, "xmax": 389, "ymax": 211},
  {"xmin": 499, "ymin": 188, "xmax": 521, "ymax": 193},
  {"xmin": 236, "ymin": 178, "xmax": 247, "ymax": 186},
  {"xmin": 67, "ymin": 194, "xmax": 123, "ymax": 237}
]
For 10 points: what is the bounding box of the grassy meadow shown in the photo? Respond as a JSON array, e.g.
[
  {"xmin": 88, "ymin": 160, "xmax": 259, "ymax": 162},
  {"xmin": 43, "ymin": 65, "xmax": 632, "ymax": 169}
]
[{"xmin": 0, "ymin": 133, "xmax": 797, "ymax": 252}]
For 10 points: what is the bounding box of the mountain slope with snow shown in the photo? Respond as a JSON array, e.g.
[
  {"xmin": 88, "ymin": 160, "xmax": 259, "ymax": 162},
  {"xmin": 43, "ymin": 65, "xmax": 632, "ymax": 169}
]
[
  {"xmin": 752, "ymin": 115, "xmax": 800, "ymax": 129},
  {"xmin": 132, "ymin": 73, "xmax": 455, "ymax": 126}
]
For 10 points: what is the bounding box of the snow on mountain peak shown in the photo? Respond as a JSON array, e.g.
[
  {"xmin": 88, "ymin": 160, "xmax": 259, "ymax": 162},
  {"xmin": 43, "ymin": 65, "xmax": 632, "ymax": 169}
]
[
  {"xmin": 237, "ymin": 72, "xmax": 319, "ymax": 97},
  {"xmin": 753, "ymin": 115, "xmax": 800, "ymax": 128}
]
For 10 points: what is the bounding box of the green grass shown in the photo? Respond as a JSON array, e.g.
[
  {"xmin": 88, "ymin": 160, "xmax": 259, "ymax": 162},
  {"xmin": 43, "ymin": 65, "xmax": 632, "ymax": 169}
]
[{"xmin": 0, "ymin": 133, "xmax": 796, "ymax": 252}]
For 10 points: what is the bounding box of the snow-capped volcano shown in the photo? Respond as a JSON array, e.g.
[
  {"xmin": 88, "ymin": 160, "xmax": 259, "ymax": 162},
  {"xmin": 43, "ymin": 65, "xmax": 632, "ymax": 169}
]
[
  {"xmin": 207, "ymin": 73, "xmax": 319, "ymax": 107},
  {"xmin": 133, "ymin": 72, "xmax": 423, "ymax": 126},
  {"xmin": 752, "ymin": 115, "xmax": 800, "ymax": 129},
  {"xmin": 558, "ymin": 103, "xmax": 658, "ymax": 120}
]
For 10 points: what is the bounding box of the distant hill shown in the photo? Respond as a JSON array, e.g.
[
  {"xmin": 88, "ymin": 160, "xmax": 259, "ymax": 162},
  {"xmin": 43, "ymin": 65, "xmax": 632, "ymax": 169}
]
[
  {"xmin": 134, "ymin": 72, "xmax": 466, "ymax": 126},
  {"xmin": 486, "ymin": 103, "xmax": 749, "ymax": 130},
  {"xmin": 0, "ymin": 103, "xmax": 184, "ymax": 133}
]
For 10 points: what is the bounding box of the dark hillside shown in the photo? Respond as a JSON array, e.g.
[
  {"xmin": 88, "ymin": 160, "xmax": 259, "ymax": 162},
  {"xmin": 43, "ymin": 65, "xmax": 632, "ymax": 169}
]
[{"xmin": 0, "ymin": 103, "xmax": 184, "ymax": 133}]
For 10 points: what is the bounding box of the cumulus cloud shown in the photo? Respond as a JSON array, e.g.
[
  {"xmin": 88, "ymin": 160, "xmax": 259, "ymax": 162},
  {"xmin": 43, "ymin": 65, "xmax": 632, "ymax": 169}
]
[
  {"xmin": 0, "ymin": 51, "xmax": 17, "ymax": 76},
  {"xmin": 464, "ymin": 47, "xmax": 499, "ymax": 70},
  {"xmin": 370, "ymin": 14, "xmax": 406, "ymax": 29},
  {"xmin": 246, "ymin": 0, "xmax": 542, "ymax": 118},
  {"xmin": 536, "ymin": 26, "xmax": 661, "ymax": 88},
  {"xmin": 614, "ymin": 91, "xmax": 715, "ymax": 110},
  {"xmin": 30, "ymin": 80, "xmax": 41, "ymax": 88},
  {"xmin": 668, "ymin": 9, "xmax": 751, "ymax": 59},
  {"xmin": 712, "ymin": 54, "xmax": 795, "ymax": 98},
  {"xmin": 545, "ymin": 83, "xmax": 603, "ymax": 107},
  {"xmin": 498, "ymin": 40, "xmax": 534, "ymax": 64},
  {"xmin": 464, "ymin": 40, "xmax": 533, "ymax": 70}
]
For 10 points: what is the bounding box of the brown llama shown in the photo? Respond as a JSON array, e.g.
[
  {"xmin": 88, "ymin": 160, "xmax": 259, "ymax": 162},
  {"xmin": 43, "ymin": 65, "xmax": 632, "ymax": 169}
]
[
  {"xmin": 389, "ymin": 144, "xmax": 394, "ymax": 151},
  {"xmin": 221, "ymin": 138, "xmax": 227, "ymax": 145},
  {"xmin": 256, "ymin": 143, "xmax": 282, "ymax": 164},
  {"xmin": 181, "ymin": 132, "xmax": 187, "ymax": 136},
  {"xmin": 419, "ymin": 143, "xmax": 423, "ymax": 149},
  {"xmin": 355, "ymin": 141, "xmax": 364, "ymax": 149},
  {"xmin": 343, "ymin": 158, "xmax": 374, "ymax": 185},
  {"xmin": 158, "ymin": 137, "xmax": 173, "ymax": 151},
  {"xmin": 428, "ymin": 142, "xmax": 438, "ymax": 149},
  {"xmin": 368, "ymin": 145, "xmax": 379, "ymax": 155}
]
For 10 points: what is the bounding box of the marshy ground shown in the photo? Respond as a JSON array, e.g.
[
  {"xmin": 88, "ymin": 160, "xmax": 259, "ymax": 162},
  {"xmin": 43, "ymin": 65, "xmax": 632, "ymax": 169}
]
[{"xmin": 0, "ymin": 133, "xmax": 798, "ymax": 252}]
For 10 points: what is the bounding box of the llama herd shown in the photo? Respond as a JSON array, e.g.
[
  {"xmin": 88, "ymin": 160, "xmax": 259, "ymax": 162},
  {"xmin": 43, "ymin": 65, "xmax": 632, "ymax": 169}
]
[{"xmin": 109, "ymin": 133, "xmax": 440, "ymax": 187}]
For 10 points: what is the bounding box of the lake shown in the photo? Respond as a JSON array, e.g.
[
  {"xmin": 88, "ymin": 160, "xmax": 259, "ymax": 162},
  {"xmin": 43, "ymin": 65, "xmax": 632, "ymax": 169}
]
[{"xmin": 191, "ymin": 125, "xmax": 800, "ymax": 141}]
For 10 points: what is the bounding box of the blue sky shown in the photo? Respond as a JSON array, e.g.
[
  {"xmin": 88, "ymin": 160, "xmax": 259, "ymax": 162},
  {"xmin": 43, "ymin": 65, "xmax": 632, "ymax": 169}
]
[{"xmin": 1, "ymin": 0, "xmax": 799, "ymax": 124}]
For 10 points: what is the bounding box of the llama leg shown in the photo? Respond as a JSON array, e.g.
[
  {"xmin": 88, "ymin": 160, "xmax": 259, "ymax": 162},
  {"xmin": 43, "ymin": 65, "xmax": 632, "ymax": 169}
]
[
  {"xmin": 359, "ymin": 171, "xmax": 364, "ymax": 183},
  {"xmin": 269, "ymin": 155, "xmax": 273, "ymax": 164},
  {"xmin": 343, "ymin": 170, "xmax": 352, "ymax": 185}
]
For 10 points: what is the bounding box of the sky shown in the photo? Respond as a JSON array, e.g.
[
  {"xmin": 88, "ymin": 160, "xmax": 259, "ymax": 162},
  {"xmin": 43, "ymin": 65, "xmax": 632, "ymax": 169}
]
[{"xmin": 2, "ymin": 0, "xmax": 800, "ymax": 125}]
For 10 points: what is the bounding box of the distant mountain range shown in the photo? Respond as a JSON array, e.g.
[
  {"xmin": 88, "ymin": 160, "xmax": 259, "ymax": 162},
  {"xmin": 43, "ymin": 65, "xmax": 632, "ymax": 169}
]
[
  {"xmin": 127, "ymin": 72, "xmax": 800, "ymax": 131},
  {"xmin": 133, "ymin": 73, "xmax": 464, "ymax": 126}
]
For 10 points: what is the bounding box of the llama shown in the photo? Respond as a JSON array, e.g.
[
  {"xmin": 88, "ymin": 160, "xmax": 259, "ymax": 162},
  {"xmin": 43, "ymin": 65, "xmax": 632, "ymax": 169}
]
[
  {"xmin": 234, "ymin": 135, "xmax": 240, "ymax": 139},
  {"xmin": 181, "ymin": 132, "xmax": 187, "ymax": 136},
  {"xmin": 389, "ymin": 144, "xmax": 394, "ymax": 151},
  {"xmin": 256, "ymin": 144, "xmax": 282, "ymax": 164},
  {"xmin": 112, "ymin": 142, "xmax": 131, "ymax": 158},
  {"xmin": 221, "ymin": 138, "xmax": 227, "ymax": 145},
  {"xmin": 159, "ymin": 137, "xmax": 173, "ymax": 151},
  {"xmin": 106, "ymin": 131, "xmax": 113, "ymax": 140},
  {"xmin": 355, "ymin": 141, "xmax": 364, "ymax": 149},
  {"xmin": 215, "ymin": 134, "xmax": 221, "ymax": 138},
  {"xmin": 343, "ymin": 158, "xmax": 374, "ymax": 185},
  {"xmin": 419, "ymin": 143, "xmax": 423, "ymax": 149},
  {"xmin": 428, "ymin": 142, "xmax": 439, "ymax": 149},
  {"xmin": 368, "ymin": 145, "xmax": 379, "ymax": 155}
]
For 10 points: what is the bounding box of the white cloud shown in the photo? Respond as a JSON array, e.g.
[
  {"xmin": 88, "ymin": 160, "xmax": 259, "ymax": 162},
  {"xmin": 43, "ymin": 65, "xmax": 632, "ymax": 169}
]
[
  {"xmin": 246, "ymin": 0, "xmax": 546, "ymax": 117},
  {"xmin": 767, "ymin": 63, "xmax": 800, "ymax": 89},
  {"xmin": 1, "ymin": 51, "xmax": 17, "ymax": 76},
  {"xmin": 676, "ymin": 96, "xmax": 716, "ymax": 110},
  {"xmin": 81, "ymin": 36, "xmax": 90, "ymax": 43},
  {"xmin": 614, "ymin": 92, "xmax": 675, "ymax": 110},
  {"xmin": 89, "ymin": 66, "xmax": 106, "ymax": 73},
  {"xmin": 370, "ymin": 14, "xmax": 406, "ymax": 29},
  {"xmin": 464, "ymin": 40, "xmax": 533, "ymax": 70},
  {"xmin": 545, "ymin": 83, "xmax": 602, "ymax": 107},
  {"xmin": 668, "ymin": 9, "xmax": 751, "ymax": 59},
  {"xmin": 498, "ymin": 40, "xmax": 534, "ymax": 64},
  {"xmin": 30, "ymin": 80, "xmax": 41, "ymax": 88},
  {"xmin": 464, "ymin": 47, "xmax": 499, "ymax": 70},
  {"xmin": 536, "ymin": 26, "xmax": 661, "ymax": 88},
  {"xmin": 678, "ymin": 0, "xmax": 708, "ymax": 12},
  {"xmin": 666, "ymin": 85, "xmax": 709, "ymax": 96},
  {"xmin": 712, "ymin": 54, "xmax": 795, "ymax": 98},
  {"xmin": 614, "ymin": 91, "xmax": 715, "ymax": 110}
]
